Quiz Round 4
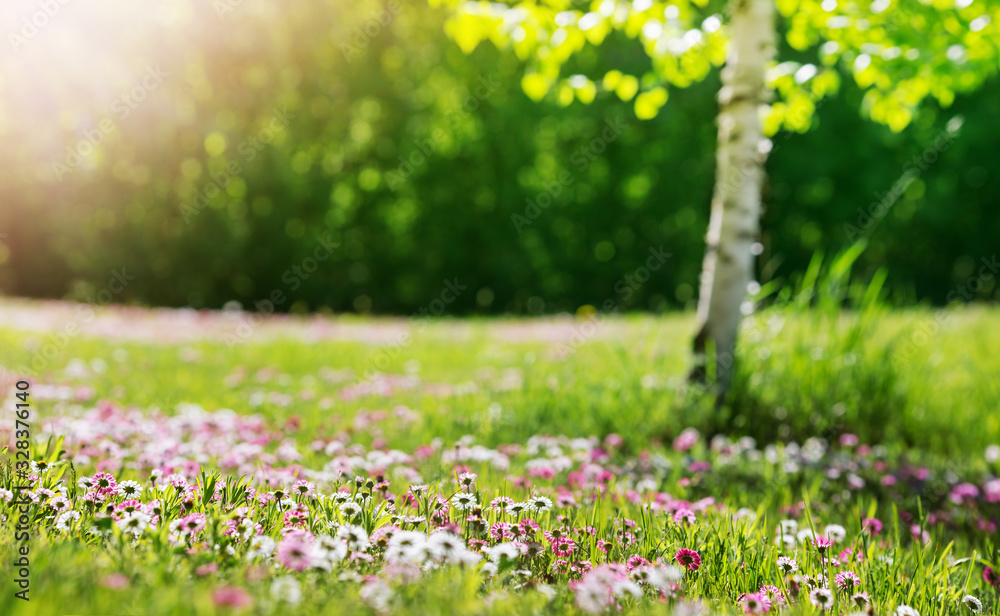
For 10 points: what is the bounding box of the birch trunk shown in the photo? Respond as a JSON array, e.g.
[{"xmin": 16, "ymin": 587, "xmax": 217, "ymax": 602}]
[{"xmin": 689, "ymin": 0, "xmax": 775, "ymax": 399}]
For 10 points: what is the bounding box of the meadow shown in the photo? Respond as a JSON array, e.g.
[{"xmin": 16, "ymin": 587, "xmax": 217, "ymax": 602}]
[{"xmin": 1, "ymin": 295, "xmax": 999, "ymax": 616}]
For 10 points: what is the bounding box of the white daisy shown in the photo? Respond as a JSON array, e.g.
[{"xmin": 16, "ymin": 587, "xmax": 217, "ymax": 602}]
[
  {"xmin": 824, "ymin": 524, "xmax": 847, "ymax": 542},
  {"xmin": 117, "ymin": 512, "xmax": 150, "ymax": 536},
  {"xmin": 508, "ymin": 501, "xmax": 528, "ymax": 515},
  {"xmin": 385, "ymin": 531, "xmax": 427, "ymax": 563},
  {"xmin": 778, "ymin": 519, "xmax": 798, "ymax": 535},
  {"xmin": 451, "ymin": 492, "xmax": 478, "ymax": 511},
  {"xmin": 336, "ymin": 523, "xmax": 370, "ymax": 551},
  {"xmin": 117, "ymin": 480, "xmax": 143, "ymax": 498},
  {"xmin": 271, "ymin": 576, "xmax": 302, "ymax": 604},
  {"xmin": 961, "ymin": 596, "xmax": 982, "ymax": 614},
  {"xmin": 55, "ymin": 510, "xmax": 81, "ymax": 532},
  {"xmin": 310, "ymin": 534, "xmax": 348, "ymax": 569},
  {"xmin": 527, "ymin": 496, "xmax": 553, "ymax": 512},
  {"xmin": 810, "ymin": 588, "xmax": 834, "ymax": 610},
  {"xmin": 484, "ymin": 541, "xmax": 522, "ymax": 564},
  {"xmin": 49, "ymin": 496, "xmax": 71, "ymax": 512},
  {"xmin": 247, "ymin": 535, "xmax": 276, "ymax": 559},
  {"xmin": 339, "ymin": 501, "xmax": 363, "ymax": 518},
  {"xmin": 776, "ymin": 556, "xmax": 798, "ymax": 573},
  {"xmin": 427, "ymin": 531, "xmax": 463, "ymax": 559}
]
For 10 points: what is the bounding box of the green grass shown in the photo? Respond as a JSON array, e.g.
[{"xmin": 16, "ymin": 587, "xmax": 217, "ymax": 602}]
[
  {"xmin": 1, "ymin": 303, "xmax": 998, "ymax": 454},
  {"xmin": 0, "ymin": 297, "xmax": 999, "ymax": 615}
]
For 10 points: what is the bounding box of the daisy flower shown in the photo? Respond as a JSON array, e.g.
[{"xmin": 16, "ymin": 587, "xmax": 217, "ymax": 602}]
[
  {"xmin": 451, "ymin": 492, "xmax": 478, "ymax": 511},
  {"xmin": 810, "ymin": 588, "xmax": 834, "ymax": 610},
  {"xmin": 247, "ymin": 535, "xmax": 277, "ymax": 559},
  {"xmin": 759, "ymin": 585, "xmax": 787, "ymax": 607},
  {"xmin": 863, "ymin": 517, "xmax": 883, "ymax": 535},
  {"xmin": 427, "ymin": 531, "xmax": 464, "ymax": 559},
  {"xmin": 796, "ymin": 528, "xmax": 815, "ymax": 544},
  {"xmin": 961, "ymin": 596, "xmax": 982, "ymax": 614},
  {"xmin": 835, "ymin": 571, "xmax": 861, "ymax": 591},
  {"xmin": 813, "ymin": 535, "xmax": 834, "ymax": 553},
  {"xmin": 117, "ymin": 480, "xmax": 143, "ymax": 498},
  {"xmin": 508, "ymin": 501, "xmax": 528, "ymax": 515},
  {"xmin": 741, "ymin": 592, "xmax": 771, "ymax": 614},
  {"xmin": 555, "ymin": 493, "xmax": 577, "ymax": 508},
  {"xmin": 896, "ymin": 605, "xmax": 920, "ymax": 616},
  {"xmin": 778, "ymin": 519, "xmax": 799, "ymax": 535},
  {"xmin": 851, "ymin": 592, "xmax": 871, "ymax": 608},
  {"xmin": 408, "ymin": 484, "xmax": 429, "ymax": 496},
  {"xmin": 55, "ymin": 510, "xmax": 81, "ymax": 532},
  {"xmin": 339, "ymin": 501, "xmax": 362, "ymax": 518},
  {"xmin": 776, "ymin": 556, "xmax": 798, "ymax": 573},
  {"xmin": 178, "ymin": 513, "xmax": 207, "ymax": 535},
  {"xmin": 49, "ymin": 496, "xmax": 71, "ymax": 512},
  {"xmin": 552, "ymin": 538, "xmax": 576, "ymax": 557},
  {"xmin": 984, "ymin": 567, "xmax": 999, "ymax": 588},
  {"xmin": 292, "ymin": 480, "xmax": 315, "ymax": 497},
  {"xmin": 575, "ymin": 579, "xmax": 612, "ymax": 615},
  {"xmin": 311, "ymin": 534, "xmax": 348, "ymax": 567},
  {"xmin": 527, "ymin": 496, "xmax": 553, "ymax": 512},
  {"xmin": 675, "ymin": 548, "xmax": 701, "ymax": 571},
  {"xmin": 823, "ymin": 524, "xmax": 847, "ymax": 543},
  {"xmin": 271, "ymin": 576, "xmax": 302, "ymax": 605},
  {"xmin": 385, "ymin": 530, "xmax": 427, "ymax": 563},
  {"xmin": 490, "ymin": 496, "xmax": 514, "ymax": 512},
  {"xmin": 117, "ymin": 512, "xmax": 150, "ymax": 536},
  {"xmin": 673, "ymin": 508, "xmax": 697, "ymax": 526},
  {"xmin": 92, "ymin": 471, "xmax": 118, "ymax": 494},
  {"xmin": 115, "ymin": 499, "xmax": 143, "ymax": 516},
  {"xmin": 336, "ymin": 523, "xmax": 370, "ymax": 552},
  {"xmin": 275, "ymin": 535, "xmax": 313, "ymax": 571}
]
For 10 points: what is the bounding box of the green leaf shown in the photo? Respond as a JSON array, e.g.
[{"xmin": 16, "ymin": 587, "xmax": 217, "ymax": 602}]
[
  {"xmin": 615, "ymin": 75, "xmax": 639, "ymax": 101},
  {"xmin": 634, "ymin": 87, "xmax": 668, "ymax": 120},
  {"xmin": 521, "ymin": 73, "xmax": 551, "ymax": 102}
]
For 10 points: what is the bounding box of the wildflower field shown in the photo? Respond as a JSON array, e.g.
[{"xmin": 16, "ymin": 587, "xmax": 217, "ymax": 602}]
[{"xmin": 1, "ymin": 298, "xmax": 999, "ymax": 616}]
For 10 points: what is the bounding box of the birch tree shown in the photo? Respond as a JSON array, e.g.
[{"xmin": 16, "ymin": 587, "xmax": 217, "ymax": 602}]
[{"xmin": 430, "ymin": 0, "xmax": 999, "ymax": 397}]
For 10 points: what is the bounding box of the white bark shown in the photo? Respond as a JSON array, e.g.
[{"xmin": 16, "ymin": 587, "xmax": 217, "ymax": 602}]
[{"xmin": 690, "ymin": 0, "xmax": 775, "ymax": 397}]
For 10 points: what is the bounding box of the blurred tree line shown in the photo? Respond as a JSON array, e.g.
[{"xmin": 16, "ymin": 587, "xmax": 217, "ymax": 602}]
[{"xmin": 0, "ymin": 0, "xmax": 997, "ymax": 315}]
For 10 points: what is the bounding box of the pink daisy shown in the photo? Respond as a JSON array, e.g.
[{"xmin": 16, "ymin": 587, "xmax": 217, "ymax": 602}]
[
  {"xmin": 675, "ymin": 548, "xmax": 701, "ymax": 571},
  {"xmin": 863, "ymin": 517, "xmax": 883, "ymax": 535},
  {"xmin": 741, "ymin": 592, "xmax": 772, "ymax": 614},
  {"xmin": 813, "ymin": 535, "xmax": 834, "ymax": 553},
  {"xmin": 835, "ymin": 571, "xmax": 861, "ymax": 591},
  {"xmin": 275, "ymin": 535, "xmax": 313, "ymax": 571},
  {"xmin": 212, "ymin": 586, "xmax": 252, "ymax": 609}
]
